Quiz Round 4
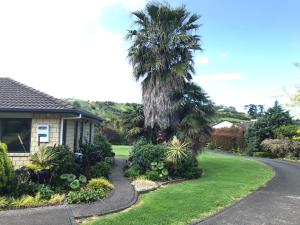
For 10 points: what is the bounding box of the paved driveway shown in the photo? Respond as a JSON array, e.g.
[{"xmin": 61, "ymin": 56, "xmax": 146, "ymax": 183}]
[{"xmin": 194, "ymin": 158, "xmax": 300, "ymax": 225}]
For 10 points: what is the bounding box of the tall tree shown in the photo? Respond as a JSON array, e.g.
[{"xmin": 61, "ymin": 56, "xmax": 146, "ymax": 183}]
[
  {"xmin": 120, "ymin": 105, "xmax": 146, "ymax": 143},
  {"xmin": 127, "ymin": 3, "xmax": 201, "ymax": 133},
  {"xmin": 174, "ymin": 82, "xmax": 215, "ymax": 151},
  {"xmin": 245, "ymin": 101, "xmax": 292, "ymax": 154}
]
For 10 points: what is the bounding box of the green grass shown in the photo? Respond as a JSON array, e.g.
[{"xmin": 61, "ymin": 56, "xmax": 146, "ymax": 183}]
[
  {"xmin": 85, "ymin": 151, "xmax": 274, "ymax": 225},
  {"xmin": 112, "ymin": 145, "xmax": 132, "ymax": 158}
]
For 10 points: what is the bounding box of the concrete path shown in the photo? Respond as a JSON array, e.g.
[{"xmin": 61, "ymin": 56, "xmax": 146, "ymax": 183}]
[
  {"xmin": 0, "ymin": 158, "xmax": 137, "ymax": 225},
  {"xmin": 194, "ymin": 158, "xmax": 300, "ymax": 225}
]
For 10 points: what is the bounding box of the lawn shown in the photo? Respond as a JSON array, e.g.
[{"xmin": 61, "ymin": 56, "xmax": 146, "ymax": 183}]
[
  {"xmin": 85, "ymin": 151, "xmax": 274, "ymax": 225},
  {"xmin": 112, "ymin": 145, "xmax": 132, "ymax": 158}
]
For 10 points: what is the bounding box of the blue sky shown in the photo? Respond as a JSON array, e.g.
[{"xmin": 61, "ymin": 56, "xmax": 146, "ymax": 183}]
[
  {"xmin": 100, "ymin": 0, "xmax": 300, "ymax": 111},
  {"xmin": 0, "ymin": 0, "xmax": 299, "ymax": 113}
]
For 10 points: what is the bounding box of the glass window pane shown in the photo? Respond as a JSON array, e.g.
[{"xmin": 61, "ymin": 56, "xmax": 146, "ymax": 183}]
[{"xmin": 0, "ymin": 119, "xmax": 31, "ymax": 153}]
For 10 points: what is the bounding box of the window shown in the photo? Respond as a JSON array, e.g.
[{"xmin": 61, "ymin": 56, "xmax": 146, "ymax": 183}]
[{"xmin": 0, "ymin": 118, "xmax": 32, "ymax": 153}]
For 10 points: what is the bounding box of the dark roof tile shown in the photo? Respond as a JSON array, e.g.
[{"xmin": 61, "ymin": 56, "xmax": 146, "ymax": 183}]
[{"xmin": 0, "ymin": 77, "xmax": 101, "ymax": 120}]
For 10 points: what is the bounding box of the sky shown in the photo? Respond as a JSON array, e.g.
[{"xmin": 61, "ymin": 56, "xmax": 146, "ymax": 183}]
[{"xmin": 0, "ymin": 0, "xmax": 299, "ymax": 113}]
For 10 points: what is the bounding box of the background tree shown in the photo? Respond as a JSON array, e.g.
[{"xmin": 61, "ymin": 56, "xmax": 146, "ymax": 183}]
[
  {"xmin": 174, "ymin": 83, "xmax": 215, "ymax": 151},
  {"xmin": 120, "ymin": 104, "xmax": 146, "ymax": 143},
  {"xmin": 127, "ymin": 2, "xmax": 201, "ymax": 140},
  {"xmin": 244, "ymin": 104, "xmax": 265, "ymax": 119},
  {"xmin": 245, "ymin": 101, "xmax": 292, "ymax": 154}
]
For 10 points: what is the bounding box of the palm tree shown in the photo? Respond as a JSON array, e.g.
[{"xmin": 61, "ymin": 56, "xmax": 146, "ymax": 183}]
[
  {"xmin": 174, "ymin": 82, "xmax": 215, "ymax": 151},
  {"xmin": 120, "ymin": 104, "xmax": 146, "ymax": 143},
  {"xmin": 127, "ymin": 3, "xmax": 201, "ymax": 135}
]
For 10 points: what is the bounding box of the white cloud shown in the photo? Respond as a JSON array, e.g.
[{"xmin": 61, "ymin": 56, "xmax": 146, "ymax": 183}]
[
  {"xmin": 195, "ymin": 72, "xmax": 242, "ymax": 83},
  {"xmin": 195, "ymin": 56, "xmax": 209, "ymax": 65},
  {"xmin": 0, "ymin": 0, "xmax": 145, "ymax": 103},
  {"xmin": 220, "ymin": 52, "xmax": 229, "ymax": 57}
]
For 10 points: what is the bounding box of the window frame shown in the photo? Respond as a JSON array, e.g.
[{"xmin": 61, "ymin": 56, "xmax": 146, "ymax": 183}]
[{"xmin": 0, "ymin": 118, "xmax": 32, "ymax": 153}]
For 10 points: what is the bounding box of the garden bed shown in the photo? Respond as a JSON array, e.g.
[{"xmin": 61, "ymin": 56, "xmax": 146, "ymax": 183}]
[{"xmin": 0, "ymin": 134, "xmax": 116, "ymax": 211}]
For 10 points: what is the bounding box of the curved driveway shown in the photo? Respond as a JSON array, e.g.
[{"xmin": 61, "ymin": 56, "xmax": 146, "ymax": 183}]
[{"xmin": 194, "ymin": 158, "xmax": 300, "ymax": 225}]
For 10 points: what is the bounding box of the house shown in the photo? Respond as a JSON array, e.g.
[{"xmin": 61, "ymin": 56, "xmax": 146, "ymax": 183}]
[
  {"xmin": 212, "ymin": 121, "xmax": 252, "ymax": 129},
  {"xmin": 0, "ymin": 77, "xmax": 101, "ymax": 167},
  {"xmin": 212, "ymin": 121, "xmax": 236, "ymax": 129}
]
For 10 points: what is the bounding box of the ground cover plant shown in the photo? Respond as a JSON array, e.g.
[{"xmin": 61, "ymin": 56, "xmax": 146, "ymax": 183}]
[{"xmin": 85, "ymin": 152, "xmax": 273, "ymax": 225}]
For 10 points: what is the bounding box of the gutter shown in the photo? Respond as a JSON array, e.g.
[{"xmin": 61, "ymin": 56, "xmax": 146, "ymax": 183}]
[{"xmin": 59, "ymin": 114, "xmax": 82, "ymax": 145}]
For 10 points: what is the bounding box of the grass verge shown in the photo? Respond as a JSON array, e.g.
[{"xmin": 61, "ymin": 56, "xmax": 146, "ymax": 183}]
[
  {"xmin": 85, "ymin": 151, "xmax": 274, "ymax": 225},
  {"xmin": 112, "ymin": 145, "xmax": 132, "ymax": 158}
]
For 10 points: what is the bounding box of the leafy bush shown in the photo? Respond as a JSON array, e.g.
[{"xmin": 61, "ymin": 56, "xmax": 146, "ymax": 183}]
[
  {"xmin": 77, "ymin": 143, "xmax": 115, "ymax": 177},
  {"xmin": 0, "ymin": 197, "xmax": 9, "ymax": 209},
  {"xmin": 245, "ymin": 101, "xmax": 292, "ymax": 155},
  {"xmin": 274, "ymin": 125, "xmax": 299, "ymax": 139},
  {"xmin": 129, "ymin": 144, "xmax": 167, "ymax": 172},
  {"xmin": 0, "ymin": 142, "xmax": 14, "ymax": 191},
  {"xmin": 211, "ymin": 127, "xmax": 245, "ymax": 151},
  {"xmin": 38, "ymin": 185, "xmax": 55, "ymax": 199},
  {"xmin": 48, "ymin": 194, "xmax": 65, "ymax": 205},
  {"xmin": 145, "ymin": 170, "xmax": 162, "ymax": 181},
  {"xmin": 149, "ymin": 161, "xmax": 168, "ymax": 181},
  {"xmin": 53, "ymin": 145, "xmax": 78, "ymax": 176},
  {"xmin": 88, "ymin": 161, "xmax": 111, "ymax": 179},
  {"xmin": 100, "ymin": 127, "xmax": 123, "ymax": 145},
  {"xmin": 11, "ymin": 194, "xmax": 46, "ymax": 208},
  {"xmin": 260, "ymin": 139, "xmax": 300, "ymax": 159},
  {"xmin": 29, "ymin": 146, "xmax": 59, "ymax": 170},
  {"xmin": 167, "ymin": 136, "xmax": 188, "ymax": 165},
  {"xmin": 206, "ymin": 142, "xmax": 217, "ymax": 150},
  {"xmin": 87, "ymin": 178, "xmax": 113, "ymax": 191},
  {"xmin": 124, "ymin": 167, "xmax": 140, "ymax": 178},
  {"xmin": 252, "ymin": 151, "xmax": 273, "ymax": 158},
  {"xmin": 60, "ymin": 174, "xmax": 87, "ymax": 190},
  {"xmin": 66, "ymin": 188, "xmax": 106, "ymax": 204},
  {"xmin": 94, "ymin": 134, "xmax": 113, "ymax": 154},
  {"xmin": 172, "ymin": 154, "xmax": 202, "ymax": 179}
]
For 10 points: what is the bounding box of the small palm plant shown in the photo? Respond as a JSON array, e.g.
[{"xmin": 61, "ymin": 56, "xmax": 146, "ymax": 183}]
[
  {"xmin": 30, "ymin": 146, "xmax": 59, "ymax": 170},
  {"xmin": 167, "ymin": 136, "xmax": 189, "ymax": 166}
]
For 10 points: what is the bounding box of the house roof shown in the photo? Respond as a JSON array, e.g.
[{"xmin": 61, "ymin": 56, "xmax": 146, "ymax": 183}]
[{"xmin": 0, "ymin": 77, "xmax": 101, "ymax": 121}]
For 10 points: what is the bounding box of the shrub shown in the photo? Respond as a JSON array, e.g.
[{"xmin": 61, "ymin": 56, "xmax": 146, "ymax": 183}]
[
  {"xmin": 11, "ymin": 194, "xmax": 46, "ymax": 208},
  {"xmin": 172, "ymin": 154, "xmax": 202, "ymax": 179},
  {"xmin": 245, "ymin": 101, "xmax": 292, "ymax": 155},
  {"xmin": 48, "ymin": 194, "xmax": 65, "ymax": 205},
  {"xmin": 129, "ymin": 144, "xmax": 167, "ymax": 172},
  {"xmin": 274, "ymin": 125, "xmax": 299, "ymax": 139},
  {"xmin": 124, "ymin": 167, "xmax": 140, "ymax": 178},
  {"xmin": 145, "ymin": 170, "xmax": 162, "ymax": 181},
  {"xmin": 167, "ymin": 136, "xmax": 188, "ymax": 165},
  {"xmin": 66, "ymin": 188, "xmax": 106, "ymax": 204},
  {"xmin": 211, "ymin": 127, "xmax": 245, "ymax": 151},
  {"xmin": 0, "ymin": 142, "xmax": 14, "ymax": 192},
  {"xmin": 149, "ymin": 161, "xmax": 169, "ymax": 181},
  {"xmin": 252, "ymin": 151, "xmax": 273, "ymax": 158},
  {"xmin": 100, "ymin": 127, "xmax": 123, "ymax": 145},
  {"xmin": 88, "ymin": 161, "xmax": 111, "ymax": 179},
  {"xmin": 0, "ymin": 196, "xmax": 9, "ymax": 209},
  {"xmin": 87, "ymin": 178, "xmax": 113, "ymax": 191},
  {"xmin": 29, "ymin": 146, "xmax": 59, "ymax": 170},
  {"xmin": 93, "ymin": 134, "xmax": 113, "ymax": 154},
  {"xmin": 53, "ymin": 145, "xmax": 78, "ymax": 176},
  {"xmin": 38, "ymin": 185, "xmax": 54, "ymax": 200},
  {"xmin": 8, "ymin": 180, "xmax": 41, "ymax": 198},
  {"xmin": 206, "ymin": 142, "xmax": 216, "ymax": 150},
  {"xmin": 77, "ymin": 143, "xmax": 115, "ymax": 177},
  {"xmin": 60, "ymin": 174, "xmax": 87, "ymax": 190},
  {"xmin": 261, "ymin": 139, "xmax": 300, "ymax": 159}
]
